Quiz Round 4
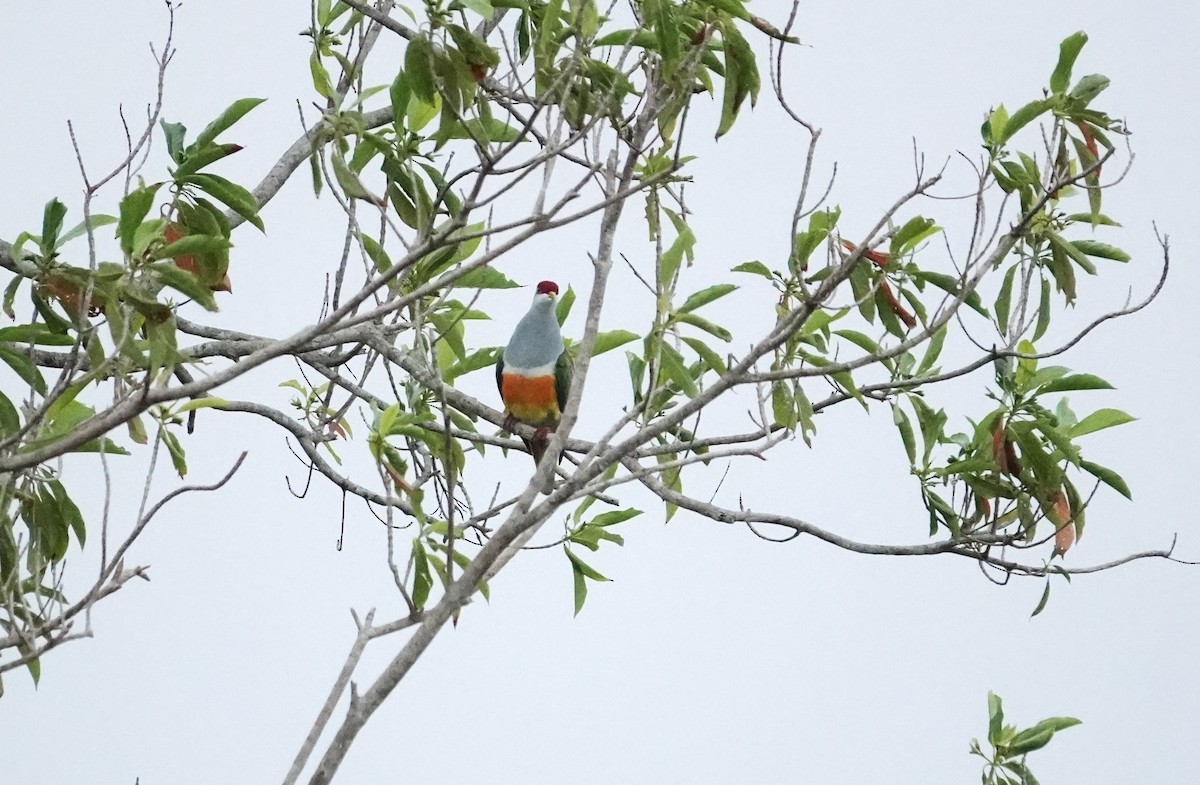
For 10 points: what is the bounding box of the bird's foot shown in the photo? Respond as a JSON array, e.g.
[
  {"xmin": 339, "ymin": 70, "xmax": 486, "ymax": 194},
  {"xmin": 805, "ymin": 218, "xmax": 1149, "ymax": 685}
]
[{"xmin": 502, "ymin": 414, "xmax": 518, "ymax": 434}]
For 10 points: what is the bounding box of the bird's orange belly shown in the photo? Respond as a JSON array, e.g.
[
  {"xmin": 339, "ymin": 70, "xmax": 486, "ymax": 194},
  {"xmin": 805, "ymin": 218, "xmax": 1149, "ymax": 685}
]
[{"xmin": 501, "ymin": 373, "xmax": 560, "ymax": 426}]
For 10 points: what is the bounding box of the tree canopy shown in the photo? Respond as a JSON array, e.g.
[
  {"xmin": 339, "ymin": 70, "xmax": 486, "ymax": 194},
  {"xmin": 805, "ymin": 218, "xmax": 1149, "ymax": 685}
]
[{"xmin": 0, "ymin": 1, "xmax": 1189, "ymax": 783}]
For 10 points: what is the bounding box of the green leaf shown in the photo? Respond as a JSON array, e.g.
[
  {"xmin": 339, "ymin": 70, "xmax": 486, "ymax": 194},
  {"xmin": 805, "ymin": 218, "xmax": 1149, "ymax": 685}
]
[
  {"xmin": 1035, "ymin": 417, "xmax": 1080, "ymax": 464},
  {"xmin": 566, "ymin": 546, "xmax": 609, "ymax": 616},
  {"xmin": 649, "ymin": 0, "xmax": 681, "ymax": 73},
  {"xmin": 593, "ymin": 28, "xmax": 658, "ymax": 48},
  {"xmin": 658, "ymin": 343, "xmax": 698, "ymax": 397},
  {"xmin": 0, "ymin": 325, "xmax": 75, "ymax": 346},
  {"xmin": 1051, "ymin": 229, "xmax": 1098, "ymax": 276},
  {"xmin": 534, "ymin": 0, "xmax": 564, "ymax": 96},
  {"xmin": 1063, "ymin": 212, "xmax": 1120, "ymax": 226},
  {"xmin": 1018, "ymin": 151, "xmax": 1041, "ymax": 185},
  {"xmin": 50, "ymin": 480, "xmax": 85, "ymax": 547},
  {"xmin": 833, "ymin": 329, "xmax": 880, "ymax": 356},
  {"xmin": 911, "ymin": 271, "xmax": 989, "ymax": 318},
  {"xmin": 163, "ymin": 428, "xmax": 187, "ymax": 478},
  {"xmin": 175, "ymin": 397, "xmax": 229, "ymax": 414},
  {"xmin": 716, "ymin": 24, "xmax": 758, "ymax": 138},
  {"xmin": 443, "ymin": 118, "xmax": 526, "ymax": 143},
  {"xmin": 309, "ymin": 52, "xmax": 335, "ymax": 99},
  {"xmin": 626, "ymin": 350, "xmax": 645, "ymax": 397},
  {"xmin": 1047, "ymin": 241, "xmax": 1077, "ymax": 303},
  {"xmin": 443, "ymin": 346, "xmax": 502, "ymax": 381},
  {"xmin": 331, "ymin": 152, "xmax": 378, "ymax": 202},
  {"xmin": 1070, "ymin": 240, "xmax": 1130, "ymax": 263},
  {"xmin": 681, "ymin": 336, "xmax": 727, "ymax": 376},
  {"xmin": 191, "ymin": 197, "xmax": 233, "ymax": 238},
  {"xmin": 131, "ymin": 218, "xmax": 168, "ymax": 259},
  {"xmin": 24, "ymin": 655, "xmax": 40, "ymax": 687},
  {"xmin": 117, "ymin": 184, "xmax": 163, "ymax": 256},
  {"xmin": 565, "ymin": 548, "xmax": 609, "ymax": 581},
  {"xmin": 1033, "ymin": 277, "xmax": 1052, "ymax": 342},
  {"xmin": 984, "ymin": 104, "xmax": 1008, "ymax": 145},
  {"xmin": 590, "ymin": 508, "xmax": 642, "ymax": 527},
  {"xmin": 732, "ymin": 260, "xmax": 773, "ymax": 279},
  {"xmin": 790, "ymin": 208, "xmax": 840, "ymax": 272},
  {"xmin": 412, "ymin": 540, "xmax": 432, "ymax": 608},
  {"xmin": 459, "ymin": 0, "xmax": 495, "ymax": 14},
  {"xmin": 659, "ymin": 222, "xmax": 696, "ymax": 285},
  {"xmin": 910, "ymin": 396, "xmax": 947, "ymax": 465},
  {"xmin": 675, "ymin": 312, "xmax": 732, "ymax": 342},
  {"xmin": 1031, "ymin": 580, "xmax": 1051, "ymax": 617},
  {"xmin": 182, "ymin": 173, "xmax": 264, "ymax": 231},
  {"xmin": 0, "ymin": 390, "xmax": 20, "ymax": 435},
  {"xmin": 1068, "ymin": 408, "xmax": 1135, "ymax": 437},
  {"xmin": 40, "ymin": 199, "xmax": 68, "ymax": 256},
  {"xmin": 159, "ymin": 233, "xmax": 232, "ymax": 261},
  {"xmin": 1051, "ymin": 32, "xmax": 1088, "ymax": 95},
  {"xmin": 592, "ymin": 329, "xmax": 639, "ymax": 356},
  {"xmin": 0, "ymin": 347, "xmax": 46, "ymax": 393},
  {"xmin": 1069, "ymin": 73, "xmax": 1110, "ymax": 105},
  {"xmin": 1007, "ymin": 728, "xmax": 1054, "ymax": 755},
  {"xmin": 358, "ymin": 234, "xmax": 391, "ymax": 278},
  {"xmin": 1012, "ymin": 426, "xmax": 1063, "ymax": 490},
  {"xmin": 987, "ymin": 692, "xmax": 1005, "ymax": 745},
  {"xmin": 889, "ymin": 216, "xmax": 939, "ymax": 258},
  {"xmin": 389, "ymin": 68, "xmax": 412, "ymax": 130},
  {"xmin": 892, "ymin": 403, "xmax": 916, "ymax": 465},
  {"xmin": 445, "ymin": 23, "xmax": 501, "ymax": 73},
  {"xmin": 406, "ymin": 93, "xmax": 440, "ymax": 133},
  {"xmin": 772, "ymin": 381, "xmax": 797, "ymax": 429},
  {"xmin": 1026, "ymin": 365, "xmax": 1069, "ymax": 390},
  {"xmin": 1080, "ymin": 459, "xmax": 1132, "ymax": 499},
  {"xmin": 555, "ymin": 285, "xmax": 575, "ymax": 326},
  {"xmin": 160, "ymin": 119, "xmax": 188, "ymax": 161},
  {"xmin": 1039, "ymin": 373, "xmax": 1113, "ymax": 393},
  {"xmin": 571, "ymin": 558, "xmax": 588, "ymax": 615},
  {"xmin": 916, "ymin": 325, "xmax": 946, "ymax": 376},
  {"xmin": 678, "ymin": 284, "xmax": 736, "ymax": 314},
  {"xmin": 57, "ymin": 214, "xmax": 118, "ymax": 248},
  {"xmin": 148, "ymin": 262, "xmax": 218, "ymax": 311},
  {"xmin": 452, "ymin": 267, "xmax": 519, "ymax": 289},
  {"xmin": 995, "ymin": 265, "xmax": 1017, "ymax": 335},
  {"xmin": 1025, "ymin": 716, "xmax": 1083, "ymax": 735},
  {"xmin": 999, "ymin": 98, "xmax": 1055, "ymax": 145},
  {"xmin": 191, "ymin": 98, "xmax": 266, "ymax": 150}
]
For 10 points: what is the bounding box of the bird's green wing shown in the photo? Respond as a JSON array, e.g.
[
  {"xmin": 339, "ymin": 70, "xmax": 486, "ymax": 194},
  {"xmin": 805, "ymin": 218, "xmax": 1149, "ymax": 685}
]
[
  {"xmin": 495, "ymin": 352, "xmax": 505, "ymax": 396},
  {"xmin": 554, "ymin": 349, "xmax": 572, "ymax": 413}
]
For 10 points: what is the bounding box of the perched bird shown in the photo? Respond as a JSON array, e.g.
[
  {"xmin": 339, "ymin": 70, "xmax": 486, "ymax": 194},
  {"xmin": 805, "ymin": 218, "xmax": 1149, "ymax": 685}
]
[{"xmin": 496, "ymin": 280, "xmax": 571, "ymax": 473}]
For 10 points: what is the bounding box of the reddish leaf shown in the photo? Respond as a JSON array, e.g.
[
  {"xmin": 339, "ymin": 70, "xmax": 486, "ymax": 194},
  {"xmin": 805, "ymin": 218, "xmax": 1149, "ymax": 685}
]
[
  {"xmin": 840, "ymin": 238, "xmax": 890, "ymax": 267},
  {"xmin": 992, "ymin": 422, "xmax": 1023, "ymax": 476},
  {"xmin": 165, "ymin": 224, "xmax": 232, "ymax": 293},
  {"xmin": 384, "ymin": 462, "xmax": 411, "ymax": 492},
  {"xmin": 879, "ymin": 280, "xmax": 917, "ymax": 329},
  {"xmin": 1074, "ymin": 121, "xmax": 1101, "ymax": 177},
  {"xmin": 39, "ymin": 277, "xmax": 103, "ymax": 318},
  {"xmin": 1046, "ymin": 490, "xmax": 1074, "ymax": 556},
  {"xmin": 992, "ymin": 422, "xmax": 1008, "ymax": 471}
]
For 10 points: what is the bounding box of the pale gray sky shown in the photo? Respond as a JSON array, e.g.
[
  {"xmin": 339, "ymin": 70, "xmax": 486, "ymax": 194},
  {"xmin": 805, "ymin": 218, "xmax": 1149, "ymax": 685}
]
[{"xmin": 2, "ymin": 1, "xmax": 1197, "ymax": 783}]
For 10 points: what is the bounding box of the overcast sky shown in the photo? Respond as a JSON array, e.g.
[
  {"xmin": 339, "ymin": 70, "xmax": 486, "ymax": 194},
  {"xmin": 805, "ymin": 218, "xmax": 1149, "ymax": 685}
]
[{"xmin": 2, "ymin": 1, "xmax": 1198, "ymax": 783}]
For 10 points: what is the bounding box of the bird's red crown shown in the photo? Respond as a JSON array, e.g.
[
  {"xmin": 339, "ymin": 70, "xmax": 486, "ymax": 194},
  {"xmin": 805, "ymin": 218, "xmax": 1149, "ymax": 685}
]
[{"xmin": 536, "ymin": 280, "xmax": 559, "ymax": 296}]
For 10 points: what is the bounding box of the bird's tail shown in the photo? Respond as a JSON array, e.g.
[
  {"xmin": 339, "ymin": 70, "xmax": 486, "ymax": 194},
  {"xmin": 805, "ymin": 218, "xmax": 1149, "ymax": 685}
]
[
  {"xmin": 525, "ymin": 434, "xmax": 561, "ymax": 470},
  {"xmin": 524, "ymin": 431, "xmax": 558, "ymax": 494}
]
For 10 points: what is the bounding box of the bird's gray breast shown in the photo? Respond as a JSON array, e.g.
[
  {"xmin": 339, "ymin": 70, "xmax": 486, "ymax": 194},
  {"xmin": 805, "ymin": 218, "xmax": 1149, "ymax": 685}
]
[{"xmin": 504, "ymin": 307, "xmax": 563, "ymax": 371}]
